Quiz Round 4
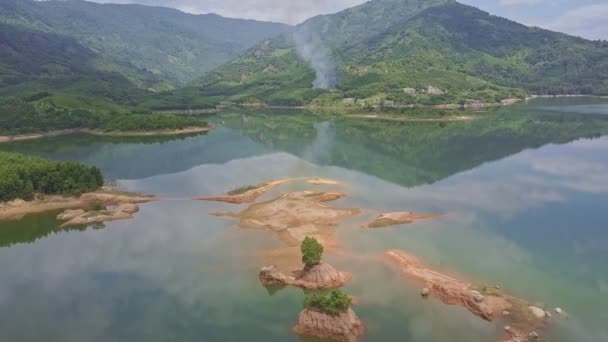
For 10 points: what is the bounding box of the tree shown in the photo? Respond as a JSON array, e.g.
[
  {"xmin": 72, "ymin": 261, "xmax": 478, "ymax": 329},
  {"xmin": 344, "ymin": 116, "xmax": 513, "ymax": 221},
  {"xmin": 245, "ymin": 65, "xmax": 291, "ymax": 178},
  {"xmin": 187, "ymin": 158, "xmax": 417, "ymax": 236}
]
[
  {"xmin": 304, "ymin": 289, "xmax": 352, "ymax": 315},
  {"xmin": 301, "ymin": 236, "xmax": 323, "ymax": 269}
]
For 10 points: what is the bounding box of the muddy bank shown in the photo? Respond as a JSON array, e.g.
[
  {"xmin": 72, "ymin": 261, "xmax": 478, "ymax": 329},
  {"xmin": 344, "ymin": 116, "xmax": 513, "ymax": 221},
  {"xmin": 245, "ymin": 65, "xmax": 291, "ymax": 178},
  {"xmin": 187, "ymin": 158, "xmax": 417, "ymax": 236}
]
[
  {"xmin": 384, "ymin": 250, "xmax": 548, "ymax": 341},
  {"xmin": 0, "ymin": 127, "xmax": 210, "ymax": 143},
  {"xmin": 363, "ymin": 211, "xmax": 445, "ymax": 228},
  {"xmin": 0, "ymin": 187, "xmax": 157, "ymax": 221}
]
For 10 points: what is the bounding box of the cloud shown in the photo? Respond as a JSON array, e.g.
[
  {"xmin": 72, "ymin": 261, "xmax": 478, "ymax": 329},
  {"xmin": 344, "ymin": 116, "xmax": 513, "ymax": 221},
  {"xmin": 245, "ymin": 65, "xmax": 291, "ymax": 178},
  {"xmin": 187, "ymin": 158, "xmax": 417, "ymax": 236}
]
[
  {"xmin": 545, "ymin": 3, "xmax": 608, "ymax": 40},
  {"xmin": 500, "ymin": 0, "xmax": 544, "ymax": 5},
  {"xmin": 91, "ymin": 0, "xmax": 368, "ymax": 24}
]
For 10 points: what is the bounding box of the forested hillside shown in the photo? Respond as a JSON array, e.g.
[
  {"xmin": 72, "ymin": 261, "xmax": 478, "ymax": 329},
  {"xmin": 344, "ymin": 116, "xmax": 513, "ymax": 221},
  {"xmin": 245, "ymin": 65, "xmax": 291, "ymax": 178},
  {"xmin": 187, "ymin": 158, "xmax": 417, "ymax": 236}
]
[
  {"xmin": 0, "ymin": 0, "xmax": 288, "ymax": 87},
  {"xmin": 196, "ymin": 0, "xmax": 608, "ymax": 106}
]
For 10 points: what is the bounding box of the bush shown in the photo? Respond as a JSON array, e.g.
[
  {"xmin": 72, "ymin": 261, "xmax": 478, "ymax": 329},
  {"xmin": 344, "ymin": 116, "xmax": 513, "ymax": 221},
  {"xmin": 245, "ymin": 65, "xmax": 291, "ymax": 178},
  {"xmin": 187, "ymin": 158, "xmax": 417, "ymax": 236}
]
[
  {"xmin": 88, "ymin": 199, "xmax": 106, "ymax": 211},
  {"xmin": 227, "ymin": 185, "xmax": 257, "ymax": 196},
  {"xmin": 301, "ymin": 236, "xmax": 323, "ymax": 269},
  {"xmin": 304, "ymin": 290, "xmax": 352, "ymax": 315}
]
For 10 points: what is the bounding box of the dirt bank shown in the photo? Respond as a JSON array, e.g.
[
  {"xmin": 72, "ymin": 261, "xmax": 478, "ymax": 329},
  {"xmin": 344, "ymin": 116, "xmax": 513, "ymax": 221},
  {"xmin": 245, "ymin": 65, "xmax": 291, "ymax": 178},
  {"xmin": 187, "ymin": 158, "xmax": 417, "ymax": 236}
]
[{"xmin": 0, "ymin": 127, "xmax": 210, "ymax": 143}]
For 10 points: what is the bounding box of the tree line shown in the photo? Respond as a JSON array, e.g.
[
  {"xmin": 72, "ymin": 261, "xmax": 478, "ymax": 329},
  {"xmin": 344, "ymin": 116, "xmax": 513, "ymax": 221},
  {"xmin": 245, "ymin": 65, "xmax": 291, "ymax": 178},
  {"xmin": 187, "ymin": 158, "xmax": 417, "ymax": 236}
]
[{"xmin": 0, "ymin": 152, "xmax": 104, "ymax": 201}]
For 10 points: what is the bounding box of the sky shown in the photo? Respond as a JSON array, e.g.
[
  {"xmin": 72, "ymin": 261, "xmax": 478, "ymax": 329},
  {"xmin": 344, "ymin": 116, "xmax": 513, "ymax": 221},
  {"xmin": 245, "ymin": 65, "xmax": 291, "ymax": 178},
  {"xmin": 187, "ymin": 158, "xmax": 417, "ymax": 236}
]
[{"xmin": 88, "ymin": 0, "xmax": 608, "ymax": 40}]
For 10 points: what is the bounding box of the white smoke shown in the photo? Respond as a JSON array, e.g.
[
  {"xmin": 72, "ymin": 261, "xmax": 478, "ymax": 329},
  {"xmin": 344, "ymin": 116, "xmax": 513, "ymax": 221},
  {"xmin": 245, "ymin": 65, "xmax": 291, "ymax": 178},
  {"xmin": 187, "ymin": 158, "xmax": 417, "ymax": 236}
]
[{"xmin": 293, "ymin": 25, "xmax": 337, "ymax": 89}]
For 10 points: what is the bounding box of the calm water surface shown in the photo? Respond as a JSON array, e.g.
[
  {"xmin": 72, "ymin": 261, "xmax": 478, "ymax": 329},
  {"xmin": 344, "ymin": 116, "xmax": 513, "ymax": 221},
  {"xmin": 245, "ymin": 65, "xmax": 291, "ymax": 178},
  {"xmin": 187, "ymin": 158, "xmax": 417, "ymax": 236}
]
[{"xmin": 1, "ymin": 99, "xmax": 607, "ymax": 342}]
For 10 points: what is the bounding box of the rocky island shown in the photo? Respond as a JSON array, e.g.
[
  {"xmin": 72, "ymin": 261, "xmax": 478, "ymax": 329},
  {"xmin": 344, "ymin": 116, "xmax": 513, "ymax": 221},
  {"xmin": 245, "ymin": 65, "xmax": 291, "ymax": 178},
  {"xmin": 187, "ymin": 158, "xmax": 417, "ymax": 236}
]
[
  {"xmin": 293, "ymin": 289, "xmax": 364, "ymax": 342},
  {"xmin": 259, "ymin": 237, "xmax": 351, "ymax": 290},
  {"xmin": 210, "ymin": 189, "xmax": 360, "ymax": 249},
  {"xmin": 0, "ymin": 187, "xmax": 157, "ymax": 223}
]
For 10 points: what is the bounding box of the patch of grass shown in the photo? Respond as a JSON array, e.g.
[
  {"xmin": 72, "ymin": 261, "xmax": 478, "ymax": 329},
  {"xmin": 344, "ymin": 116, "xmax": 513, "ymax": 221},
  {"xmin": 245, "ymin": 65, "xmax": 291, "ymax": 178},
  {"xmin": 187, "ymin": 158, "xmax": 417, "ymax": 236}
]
[
  {"xmin": 471, "ymin": 283, "xmax": 503, "ymax": 296},
  {"xmin": 227, "ymin": 185, "xmax": 258, "ymax": 196}
]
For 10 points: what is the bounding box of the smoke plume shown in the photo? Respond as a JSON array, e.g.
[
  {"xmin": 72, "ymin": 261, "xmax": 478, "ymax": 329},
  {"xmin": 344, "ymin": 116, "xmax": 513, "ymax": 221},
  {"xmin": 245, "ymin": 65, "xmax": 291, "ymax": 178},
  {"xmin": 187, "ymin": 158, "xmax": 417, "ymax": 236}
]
[{"xmin": 292, "ymin": 25, "xmax": 337, "ymax": 89}]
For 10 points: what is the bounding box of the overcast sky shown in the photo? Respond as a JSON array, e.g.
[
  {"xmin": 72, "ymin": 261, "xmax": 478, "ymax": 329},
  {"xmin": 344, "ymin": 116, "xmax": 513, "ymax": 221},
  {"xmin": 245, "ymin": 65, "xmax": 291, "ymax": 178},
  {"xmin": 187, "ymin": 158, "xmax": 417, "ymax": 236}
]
[{"xmin": 89, "ymin": 0, "xmax": 608, "ymax": 40}]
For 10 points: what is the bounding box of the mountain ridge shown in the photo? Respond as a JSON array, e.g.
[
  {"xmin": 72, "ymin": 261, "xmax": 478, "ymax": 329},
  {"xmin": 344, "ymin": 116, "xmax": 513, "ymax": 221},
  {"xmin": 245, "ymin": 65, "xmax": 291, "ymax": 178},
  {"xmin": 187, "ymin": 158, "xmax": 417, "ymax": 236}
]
[
  {"xmin": 0, "ymin": 0, "xmax": 290, "ymax": 87},
  {"xmin": 194, "ymin": 0, "xmax": 608, "ymax": 107}
]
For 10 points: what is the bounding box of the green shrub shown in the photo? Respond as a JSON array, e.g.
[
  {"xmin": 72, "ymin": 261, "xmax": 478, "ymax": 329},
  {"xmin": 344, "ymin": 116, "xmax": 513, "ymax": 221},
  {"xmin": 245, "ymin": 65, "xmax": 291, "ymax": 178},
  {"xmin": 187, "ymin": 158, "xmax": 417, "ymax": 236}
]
[
  {"xmin": 227, "ymin": 185, "xmax": 257, "ymax": 196},
  {"xmin": 304, "ymin": 290, "xmax": 352, "ymax": 315},
  {"xmin": 301, "ymin": 236, "xmax": 323, "ymax": 269},
  {"xmin": 88, "ymin": 199, "xmax": 106, "ymax": 211}
]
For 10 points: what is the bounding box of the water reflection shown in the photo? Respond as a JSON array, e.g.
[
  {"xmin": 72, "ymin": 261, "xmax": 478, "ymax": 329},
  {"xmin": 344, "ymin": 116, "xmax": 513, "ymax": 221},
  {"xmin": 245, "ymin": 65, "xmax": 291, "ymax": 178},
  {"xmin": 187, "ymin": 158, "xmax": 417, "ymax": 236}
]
[{"xmin": 1, "ymin": 100, "xmax": 608, "ymax": 342}]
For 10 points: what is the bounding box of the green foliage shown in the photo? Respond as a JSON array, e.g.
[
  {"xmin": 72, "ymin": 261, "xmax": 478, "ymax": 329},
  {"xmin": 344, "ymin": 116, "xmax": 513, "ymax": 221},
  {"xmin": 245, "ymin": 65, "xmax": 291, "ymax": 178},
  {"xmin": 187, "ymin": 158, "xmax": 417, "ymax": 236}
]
[
  {"xmin": 0, "ymin": 0, "xmax": 288, "ymax": 86},
  {"xmin": 197, "ymin": 0, "xmax": 608, "ymax": 106},
  {"xmin": 301, "ymin": 236, "xmax": 324, "ymax": 269},
  {"xmin": 88, "ymin": 199, "xmax": 106, "ymax": 212},
  {"xmin": 0, "ymin": 94, "xmax": 206, "ymax": 135},
  {"xmin": 304, "ymin": 290, "xmax": 352, "ymax": 315},
  {"xmin": 0, "ymin": 152, "xmax": 104, "ymax": 201}
]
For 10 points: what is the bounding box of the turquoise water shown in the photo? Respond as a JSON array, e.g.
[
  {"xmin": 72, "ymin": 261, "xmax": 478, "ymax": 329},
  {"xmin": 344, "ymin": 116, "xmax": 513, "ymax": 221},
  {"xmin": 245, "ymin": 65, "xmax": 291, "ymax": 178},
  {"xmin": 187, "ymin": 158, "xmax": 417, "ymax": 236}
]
[{"xmin": 1, "ymin": 99, "xmax": 607, "ymax": 341}]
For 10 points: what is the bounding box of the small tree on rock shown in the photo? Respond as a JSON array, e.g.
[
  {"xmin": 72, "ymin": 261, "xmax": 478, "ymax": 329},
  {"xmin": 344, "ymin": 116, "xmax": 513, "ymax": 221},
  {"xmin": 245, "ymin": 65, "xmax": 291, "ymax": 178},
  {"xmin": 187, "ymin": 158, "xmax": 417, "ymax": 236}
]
[{"xmin": 301, "ymin": 236, "xmax": 323, "ymax": 269}]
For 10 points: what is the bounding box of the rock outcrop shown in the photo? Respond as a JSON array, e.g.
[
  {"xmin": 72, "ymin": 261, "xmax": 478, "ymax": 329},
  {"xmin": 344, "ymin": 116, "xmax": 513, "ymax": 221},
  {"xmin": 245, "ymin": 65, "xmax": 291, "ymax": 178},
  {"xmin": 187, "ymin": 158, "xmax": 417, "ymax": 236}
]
[
  {"xmin": 259, "ymin": 263, "xmax": 351, "ymax": 290},
  {"xmin": 293, "ymin": 308, "xmax": 364, "ymax": 342},
  {"xmin": 212, "ymin": 191, "xmax": 360, "ymax": 249},
  {"xmin": 364, "ymin": 212, "xmax": 445, "ymax": 228},
  {"xmin": 58, "ymin": 203, "xmax": 141, "ymax": 227}
]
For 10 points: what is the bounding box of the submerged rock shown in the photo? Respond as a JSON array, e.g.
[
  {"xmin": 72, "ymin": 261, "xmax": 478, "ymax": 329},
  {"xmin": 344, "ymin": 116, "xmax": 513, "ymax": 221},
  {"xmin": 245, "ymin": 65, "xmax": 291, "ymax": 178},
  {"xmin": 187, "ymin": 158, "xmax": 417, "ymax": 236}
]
[
  {"xmin": 528, "ymin": 306, "xmax": 546, "ymax": 319},
  {"xmin": 259, "ymin": 263, "xmax": 351, "ymax": 290},
  {"xmin": 57, "ymin": 209, "xmax": 86, "ymax": 221},
  {"xmin": 364, "ymin": 211, "xmax": 444, "ymax": 228},
  {"xmin": 307, "ymin": 178, "xmax": 342, "ymax": 186},
  {"xmin": 293, "ymin": 308, "xmax": 364, "ymax": 342}
]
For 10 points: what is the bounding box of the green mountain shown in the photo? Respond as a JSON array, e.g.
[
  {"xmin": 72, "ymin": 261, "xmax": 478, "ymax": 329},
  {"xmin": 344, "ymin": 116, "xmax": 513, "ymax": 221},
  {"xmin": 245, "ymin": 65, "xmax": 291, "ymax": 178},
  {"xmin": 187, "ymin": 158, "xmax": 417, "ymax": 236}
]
[
  {"xmin": 0, "ymin": 0, "xmax": 288, "ymax": 88},
  {"xmin": 196, "ymin": 0, "xmax": 608, "ymax": 106},
  {"xmin": 0, "ymin": 0, "xmax": 289, "ymax": 135}
]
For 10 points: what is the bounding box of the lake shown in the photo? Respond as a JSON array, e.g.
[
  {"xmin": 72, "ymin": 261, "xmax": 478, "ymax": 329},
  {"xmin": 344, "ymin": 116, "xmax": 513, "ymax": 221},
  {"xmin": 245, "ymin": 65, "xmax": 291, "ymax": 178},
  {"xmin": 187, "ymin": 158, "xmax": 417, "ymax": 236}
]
[{"xmin": 1, "ymin": 99, "xmax": 607, "ymax": 342}]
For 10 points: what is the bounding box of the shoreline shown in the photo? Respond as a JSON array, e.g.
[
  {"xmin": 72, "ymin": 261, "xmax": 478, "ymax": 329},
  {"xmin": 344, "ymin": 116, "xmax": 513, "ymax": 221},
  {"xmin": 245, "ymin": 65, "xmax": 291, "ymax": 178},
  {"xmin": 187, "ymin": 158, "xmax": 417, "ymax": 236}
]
[
  {"xmin": 0, "ymin": 187, "xmax": 158, "ymax": 221},
  {"xmin": 346, "ymin": 114, "xmax": 475, "ymax": 123},
  {"xmin": 0, "ymin": 126, "xmax": 210, "ymax": 143}
]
